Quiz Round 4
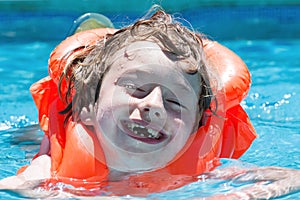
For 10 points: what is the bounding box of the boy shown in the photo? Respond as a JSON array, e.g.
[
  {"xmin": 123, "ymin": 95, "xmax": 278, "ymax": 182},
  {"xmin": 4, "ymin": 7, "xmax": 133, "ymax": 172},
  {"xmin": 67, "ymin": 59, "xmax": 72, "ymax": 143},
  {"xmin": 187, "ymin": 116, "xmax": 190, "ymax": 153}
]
[{"xmin": 1, "ymin": 9, "xmax": 299, "ymax": 199}]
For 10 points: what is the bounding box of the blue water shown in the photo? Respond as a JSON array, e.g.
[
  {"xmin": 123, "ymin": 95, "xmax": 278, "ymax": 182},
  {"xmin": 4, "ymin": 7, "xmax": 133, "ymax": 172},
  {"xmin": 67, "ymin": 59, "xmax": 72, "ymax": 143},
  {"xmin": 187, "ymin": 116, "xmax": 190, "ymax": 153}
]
[{"xmin": 1, "ymin": 6, "xmax": 300, "ymax": 199}]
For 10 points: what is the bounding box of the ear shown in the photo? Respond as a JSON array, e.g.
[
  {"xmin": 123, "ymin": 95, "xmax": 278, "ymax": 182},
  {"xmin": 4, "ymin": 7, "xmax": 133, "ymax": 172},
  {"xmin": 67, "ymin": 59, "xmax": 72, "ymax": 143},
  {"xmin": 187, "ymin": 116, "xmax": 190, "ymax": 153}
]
[{"xmin": 79, "ymin": 105, "xmax": 96, "ymax": 126}]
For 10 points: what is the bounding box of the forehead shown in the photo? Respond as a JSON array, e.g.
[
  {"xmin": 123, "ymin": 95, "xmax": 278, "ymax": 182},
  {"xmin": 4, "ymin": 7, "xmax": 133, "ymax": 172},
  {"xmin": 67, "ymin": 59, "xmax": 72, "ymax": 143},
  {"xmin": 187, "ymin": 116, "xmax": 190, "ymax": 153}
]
[
  {"xmin": 110, "ymin": 41, "xmax": 196, "ymax": 67},
  {"xmin": 106, "ymin": 41, "xmax": 200, "ymax": 95}
]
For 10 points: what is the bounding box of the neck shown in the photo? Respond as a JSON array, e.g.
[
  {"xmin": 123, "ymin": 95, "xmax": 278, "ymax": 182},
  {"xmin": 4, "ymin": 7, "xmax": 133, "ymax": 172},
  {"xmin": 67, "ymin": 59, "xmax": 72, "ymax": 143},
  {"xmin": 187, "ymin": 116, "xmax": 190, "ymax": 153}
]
[{"xmin": 107, "ymin": 168, "xmax": 136, "ymax": 181}]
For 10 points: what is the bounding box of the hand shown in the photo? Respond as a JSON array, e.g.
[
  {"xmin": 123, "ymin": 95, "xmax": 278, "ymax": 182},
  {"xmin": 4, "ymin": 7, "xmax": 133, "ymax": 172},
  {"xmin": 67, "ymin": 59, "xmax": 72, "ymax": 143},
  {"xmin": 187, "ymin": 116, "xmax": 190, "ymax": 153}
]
[
  {"xmin": 203, "ymin": 166, "xmax": 300, "ymax": 199},
  {"xmin": 233, "ymin": 166, "xmax": 300, "ymax": 199},
  {"xmin": 0, "ymin": 155, "xmax": 51, "ymax": 190}
]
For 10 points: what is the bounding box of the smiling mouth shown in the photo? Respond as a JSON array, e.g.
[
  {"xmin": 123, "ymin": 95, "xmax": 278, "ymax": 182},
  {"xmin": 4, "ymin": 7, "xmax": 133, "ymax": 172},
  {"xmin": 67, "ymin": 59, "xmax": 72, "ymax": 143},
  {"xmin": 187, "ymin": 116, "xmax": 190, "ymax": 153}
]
[{"xmin": 122, "ymin": 121, "xmax": 167, "ymax": 144}]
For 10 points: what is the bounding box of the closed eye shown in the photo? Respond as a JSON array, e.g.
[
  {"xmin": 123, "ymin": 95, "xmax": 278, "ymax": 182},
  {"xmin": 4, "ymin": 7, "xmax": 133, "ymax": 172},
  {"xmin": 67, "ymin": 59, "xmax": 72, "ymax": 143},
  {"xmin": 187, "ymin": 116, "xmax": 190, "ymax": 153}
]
[
  {"xmin": 123, "ymin": 83, "xmax": 137, "ymax": 90},
  {"xmin": 122, "ymin": 83, "xmax": 148, "ymax": 98},
  {"xmin": 166, "ymin": 99, "xmax": 186, "ymax": 109}
]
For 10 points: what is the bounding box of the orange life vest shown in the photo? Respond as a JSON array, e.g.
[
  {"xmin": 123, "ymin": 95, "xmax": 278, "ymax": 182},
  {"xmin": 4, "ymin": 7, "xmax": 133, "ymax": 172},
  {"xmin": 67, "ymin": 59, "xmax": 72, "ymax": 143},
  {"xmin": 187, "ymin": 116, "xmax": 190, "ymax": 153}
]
[{"xmin": 28, "ymin": 28, "xmax": 256, "ymax": 195}]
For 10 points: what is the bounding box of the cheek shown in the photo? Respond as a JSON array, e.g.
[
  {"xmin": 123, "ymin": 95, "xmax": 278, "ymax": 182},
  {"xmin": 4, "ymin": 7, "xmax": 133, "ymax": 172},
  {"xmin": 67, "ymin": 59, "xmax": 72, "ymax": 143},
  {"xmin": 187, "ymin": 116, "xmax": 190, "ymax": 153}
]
[
  {"xmin": 172, "ymin": 111, "xmax": 199, "ymax": 133},
  {"xmin": 96, "ymin": 89, "xmax": 134, "ymax": 120},
  {"xmin": 95, "ymin": 100, "xmax": 123, "ymax": 136},
  {"xmin": 98, "ymin": 86, "xmax": 129, "ymax": 107}
]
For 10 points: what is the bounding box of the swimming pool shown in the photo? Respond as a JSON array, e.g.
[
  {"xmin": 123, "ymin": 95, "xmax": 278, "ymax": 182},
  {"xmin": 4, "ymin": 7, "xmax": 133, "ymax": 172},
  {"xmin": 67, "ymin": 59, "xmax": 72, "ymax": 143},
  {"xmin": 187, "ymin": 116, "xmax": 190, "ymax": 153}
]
[{"xmin": 0, "ymin": 5, "xmax": 300, "ymax": 199}]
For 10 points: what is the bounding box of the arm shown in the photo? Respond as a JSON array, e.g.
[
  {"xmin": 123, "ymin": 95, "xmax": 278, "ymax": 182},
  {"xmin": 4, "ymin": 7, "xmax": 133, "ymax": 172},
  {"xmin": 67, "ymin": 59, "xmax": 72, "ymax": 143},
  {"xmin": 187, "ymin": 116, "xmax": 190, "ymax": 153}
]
[
  {"xmin": 205, "ymin": 166, "xmax": 300, "ymax": 199},
  {"xmin": 0, "ymin": 155, "xmax": 51, "ymax": 190}
]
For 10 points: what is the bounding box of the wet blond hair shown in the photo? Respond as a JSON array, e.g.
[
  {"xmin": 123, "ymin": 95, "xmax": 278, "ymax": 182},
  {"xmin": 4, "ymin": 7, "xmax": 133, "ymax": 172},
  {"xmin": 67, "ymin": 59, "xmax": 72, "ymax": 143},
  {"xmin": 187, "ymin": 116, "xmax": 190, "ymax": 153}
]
[{"xmin": 59, "ymin": 10, "xmax": 213, "ymax": 125}]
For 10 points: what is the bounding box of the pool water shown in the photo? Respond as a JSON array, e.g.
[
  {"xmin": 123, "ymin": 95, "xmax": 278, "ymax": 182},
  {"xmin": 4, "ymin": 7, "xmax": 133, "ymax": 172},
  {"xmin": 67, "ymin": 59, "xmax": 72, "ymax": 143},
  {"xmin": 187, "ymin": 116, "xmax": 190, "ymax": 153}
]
[{"xmin": 1, "ymin": 6, "xmax": 300, "ymax": 199}]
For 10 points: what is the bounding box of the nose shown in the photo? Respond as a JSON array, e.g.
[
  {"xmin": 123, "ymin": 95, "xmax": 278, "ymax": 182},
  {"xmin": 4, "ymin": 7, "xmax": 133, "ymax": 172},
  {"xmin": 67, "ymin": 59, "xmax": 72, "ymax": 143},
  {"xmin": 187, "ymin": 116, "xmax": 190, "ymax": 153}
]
[{"xmin": 138, "ymin": 86, "xmax": 167, "ymax": 123}]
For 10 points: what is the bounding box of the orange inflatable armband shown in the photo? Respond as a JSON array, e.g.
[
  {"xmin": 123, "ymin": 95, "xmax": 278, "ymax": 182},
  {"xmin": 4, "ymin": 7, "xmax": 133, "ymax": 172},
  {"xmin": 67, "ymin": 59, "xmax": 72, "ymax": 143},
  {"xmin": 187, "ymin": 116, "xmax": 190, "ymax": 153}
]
[{"xmin": 29, "ymin": 28, "xmax": 257, "ymax": 195}]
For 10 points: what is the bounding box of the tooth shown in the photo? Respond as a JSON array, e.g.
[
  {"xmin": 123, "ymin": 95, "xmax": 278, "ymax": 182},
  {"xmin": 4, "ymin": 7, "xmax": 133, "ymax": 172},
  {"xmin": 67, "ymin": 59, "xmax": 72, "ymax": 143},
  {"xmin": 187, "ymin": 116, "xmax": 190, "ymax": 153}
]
[
  {"xmin": 127, "ymin": 122, "xmax": 162, "ymax": 139},
  {"xmin": 147, "ymin": 128, "xmax": 158, "ymax": 138}
]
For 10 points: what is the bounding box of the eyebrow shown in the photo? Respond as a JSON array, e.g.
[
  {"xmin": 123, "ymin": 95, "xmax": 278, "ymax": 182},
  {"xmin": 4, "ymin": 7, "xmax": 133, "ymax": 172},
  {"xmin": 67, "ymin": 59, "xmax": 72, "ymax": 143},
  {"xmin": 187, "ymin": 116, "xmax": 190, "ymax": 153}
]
[{"xmin": 122, "ymin": 68, "xmax": 194, "ymax": 93}]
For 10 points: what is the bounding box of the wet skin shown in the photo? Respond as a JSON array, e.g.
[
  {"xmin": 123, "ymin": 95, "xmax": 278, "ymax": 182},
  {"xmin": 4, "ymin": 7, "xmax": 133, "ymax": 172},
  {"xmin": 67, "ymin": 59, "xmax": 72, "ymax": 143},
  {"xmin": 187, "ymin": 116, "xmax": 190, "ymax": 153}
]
[{"xmin": 93, "ymin": 41, "xmax": 201, "ymax": 172}]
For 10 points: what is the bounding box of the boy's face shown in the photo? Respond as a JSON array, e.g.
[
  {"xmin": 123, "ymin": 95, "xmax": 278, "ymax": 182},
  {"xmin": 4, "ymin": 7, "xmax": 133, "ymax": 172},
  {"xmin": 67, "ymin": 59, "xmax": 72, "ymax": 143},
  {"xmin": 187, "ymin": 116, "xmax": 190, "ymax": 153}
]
[{"xmin": 93, "ymin": 41, "xmax": 201, "ymax": 172}]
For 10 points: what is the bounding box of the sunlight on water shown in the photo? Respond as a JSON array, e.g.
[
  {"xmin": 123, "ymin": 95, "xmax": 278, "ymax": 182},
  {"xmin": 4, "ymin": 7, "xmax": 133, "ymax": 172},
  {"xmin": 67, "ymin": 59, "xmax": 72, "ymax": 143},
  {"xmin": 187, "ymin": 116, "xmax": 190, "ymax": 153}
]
[{"xmin": 1, "ymin": 9, "xmax": 300, "ymax": 199}]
